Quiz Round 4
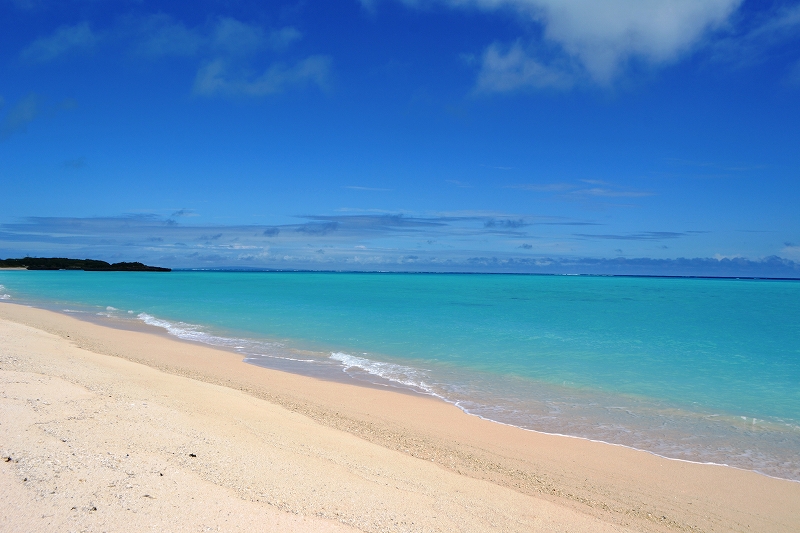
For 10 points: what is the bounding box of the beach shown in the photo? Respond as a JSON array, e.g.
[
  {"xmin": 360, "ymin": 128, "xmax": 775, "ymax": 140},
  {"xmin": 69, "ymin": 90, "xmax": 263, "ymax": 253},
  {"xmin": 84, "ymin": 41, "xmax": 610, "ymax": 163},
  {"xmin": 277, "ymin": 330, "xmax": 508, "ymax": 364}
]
[{"xmin": 1, "ymin": 302, "xmax": 799, "ymax": 532}]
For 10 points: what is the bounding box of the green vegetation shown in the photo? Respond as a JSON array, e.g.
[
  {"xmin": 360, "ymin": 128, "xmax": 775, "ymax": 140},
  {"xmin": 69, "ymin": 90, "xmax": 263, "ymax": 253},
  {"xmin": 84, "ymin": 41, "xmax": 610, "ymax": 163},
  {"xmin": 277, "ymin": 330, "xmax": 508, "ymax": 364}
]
[{"xmin": 0, "ymin": 257, "xmax": 170, "ymax": 272}]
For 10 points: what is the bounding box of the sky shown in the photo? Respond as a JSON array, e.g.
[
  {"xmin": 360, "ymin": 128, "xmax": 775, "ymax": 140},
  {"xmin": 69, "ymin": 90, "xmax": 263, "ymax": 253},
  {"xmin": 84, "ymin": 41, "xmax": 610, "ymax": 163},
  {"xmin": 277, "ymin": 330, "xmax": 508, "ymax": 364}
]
[{"xmin": 1, "ymin": 0, "xmax": 799, "ymax": 275}]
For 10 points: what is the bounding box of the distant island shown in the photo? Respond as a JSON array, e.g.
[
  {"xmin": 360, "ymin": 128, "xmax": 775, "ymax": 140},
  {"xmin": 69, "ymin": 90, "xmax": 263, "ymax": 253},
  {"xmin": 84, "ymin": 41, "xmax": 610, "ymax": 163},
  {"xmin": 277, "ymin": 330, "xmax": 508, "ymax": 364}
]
[{"xmin": 0, "ymin": 257, "xmax": 171, "ymax": 272}]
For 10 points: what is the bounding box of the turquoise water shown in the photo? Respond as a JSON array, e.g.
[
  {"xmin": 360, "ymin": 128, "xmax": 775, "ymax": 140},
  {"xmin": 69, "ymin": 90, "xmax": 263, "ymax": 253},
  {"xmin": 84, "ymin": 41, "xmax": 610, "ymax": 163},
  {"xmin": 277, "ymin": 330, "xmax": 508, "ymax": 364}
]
[{"xmin": 1, "ymin": 271, "xmax": 799, "ymax": 480}]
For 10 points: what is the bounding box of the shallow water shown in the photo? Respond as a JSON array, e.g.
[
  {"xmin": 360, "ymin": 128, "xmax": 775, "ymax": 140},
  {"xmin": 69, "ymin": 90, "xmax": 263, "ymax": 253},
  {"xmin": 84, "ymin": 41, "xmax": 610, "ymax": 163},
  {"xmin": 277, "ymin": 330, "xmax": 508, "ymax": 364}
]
[{"xmin": 1, "ymin": 271, "xmax": 798, "ymax": 480}]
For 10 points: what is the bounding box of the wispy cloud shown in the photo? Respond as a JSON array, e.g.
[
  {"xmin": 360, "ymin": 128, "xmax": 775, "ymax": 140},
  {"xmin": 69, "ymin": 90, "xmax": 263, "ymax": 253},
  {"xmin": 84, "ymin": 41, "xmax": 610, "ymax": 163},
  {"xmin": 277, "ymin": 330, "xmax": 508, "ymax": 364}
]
[
  {"xmin": 344, "ymin": 186, "xmax": 393, "ymax": 191},
  {"xmin": 788, "ymin": 58, "xmax": 800, "ymax": 87},
  {"xmin": 268, "ymin": 26, "xmax": 303, "ymax": 50},
  {"xmin": 573, "ymin": 187, "xmax": 653, "ymax": 198},
  {"xmin": 711, "ymin": 3, "xmax": 800, "ymax": 68},
  {"xmin": 171, "ymin": 209, "xmax": 198, "ymax": 218},
  {"xmin": 484, "ymin": 218, "xmax": 528, "ymax": 229},
  {"xmin": 506, "ymin": 183, "xmax": 573, "ymax": 192},
  {"xmin": 263, "ymin": 227, "xmax": 280, "ymax": 237},
  {"xmin": 574, "ymin": 231, "xmax": 699, "ymax": 241},
  {"xmin": 132, "ymin": 16, "xmax": 330, "ymax": 98},
  {"xmin": 0, "ymin": 93, "xmax": 76, "ymax": 141},
  {"xmin": 21, "ymin": 15, "xmax": 327, "ymax": 99},
  {"xmin": 457, "ymin": 255, "xmax": 800, "ymax": 277},
  {"xmin": 193, "ymin": 55, "xmax": 331, "ymax": 96},
  {"xmin": 0, "ymin": 214, "xmax": 795, "ymax": 276},
  {"xmin": 132, "ymin": 15, "xmax": 204, "ymax": 57},
  {"xmin": 295, "ymin": 221, "xmax": 339, "ymax": 235},
  {"xmin": 62, "ymin": 157, "xmax": 86, "ymax": 169},
  {"xmin": 0, "ymin": 93, "xmax": 41, "ymax": 140},
  {"xmin": 130, "ymin": 16, "xmax": 304, "ymax": 59},
  {"xmin": 211, "ymin": 17, "xmax": 267, "ymax": 55},
  {"xmin": 506, "ymin": 180, "xmax": 653, "ymax": 198},
  {"xmin": 304, "ymin": 214, "xmax": 445, "ymax": 230},
  {"xmin": 475, "ymin": 40, "xmax": 575, "ymax": 92},
  {"xmin": 20, "ymin": 21, "xmax": 98, "ymax": 63}
]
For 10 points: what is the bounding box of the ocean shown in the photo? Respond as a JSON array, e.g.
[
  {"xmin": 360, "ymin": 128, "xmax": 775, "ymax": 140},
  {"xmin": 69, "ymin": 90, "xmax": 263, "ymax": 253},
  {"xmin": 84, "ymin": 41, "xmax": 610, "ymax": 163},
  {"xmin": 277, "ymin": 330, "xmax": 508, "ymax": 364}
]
[{"xmin": 1, "ymin": 270, "xmax": 798, "ymax": 481}]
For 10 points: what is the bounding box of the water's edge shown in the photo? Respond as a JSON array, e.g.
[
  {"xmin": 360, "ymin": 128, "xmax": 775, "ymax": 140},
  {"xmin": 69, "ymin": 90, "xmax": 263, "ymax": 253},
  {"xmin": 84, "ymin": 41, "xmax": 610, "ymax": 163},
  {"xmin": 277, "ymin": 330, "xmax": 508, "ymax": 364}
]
[
  {"xmin": 1, "ymin": 294, "xmax": 798, "ymax": 484},
  {"xmin": 2, "ymin": 271, "xmax": 799, "ymax": 484}
]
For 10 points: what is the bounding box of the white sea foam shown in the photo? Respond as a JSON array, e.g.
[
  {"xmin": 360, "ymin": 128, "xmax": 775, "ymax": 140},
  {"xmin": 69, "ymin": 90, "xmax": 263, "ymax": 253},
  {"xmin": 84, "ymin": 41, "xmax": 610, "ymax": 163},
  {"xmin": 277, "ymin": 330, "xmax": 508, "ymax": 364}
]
[
  {"xmin": 136, "ymin": 312, "xmax": 301, "ymax": 361},
  {"xmin": 330, "ymin": 351, "xmax": 800, "ymax": 482},
  {"xmin": 330, "ymin": 352, "xmax": 441, "ymax": 397},
  {"xmin": 127, "ymin": 311, "xmax": 800, "ymax": 484},
  {"xmin": 0, "ymin": 285, "xmax": 10, "ymax": 300},
  {"xmin": 138, "ymin": 313, "xmax": 235, "ymax": 345}
]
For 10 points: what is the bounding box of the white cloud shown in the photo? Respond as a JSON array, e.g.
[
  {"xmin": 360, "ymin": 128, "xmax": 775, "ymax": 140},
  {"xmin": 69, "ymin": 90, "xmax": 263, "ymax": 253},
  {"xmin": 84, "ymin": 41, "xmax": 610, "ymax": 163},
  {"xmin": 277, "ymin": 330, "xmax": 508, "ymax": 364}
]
[
  {"xmin": 194, "ymin": 56, "xmax": 332, "ymax": 97},
  {"xmin": 475, "ymin": 40, "xmax": 574, "ymax": 91},
  {"xmin": 20, "ymin": 21, "xmax": 98, "ymax": 63},
  {"xmin": 212, "ymin": 17, "xmax": 266, "ymax": 55},
  {"xmin": 781, "ymin": 243, "xmax": 800, "ymax": 260},
  {"xmin": 269, "ymin": 27, "xmax": 303, "ymax": 49},
  {"xmin": 379, "ymin": 0, "xmax": 744, "ymax": 88},
  {"xmin": 124, "ymin": 16, "xmax": 316, "ymax": 98},
  {"xmin": 134, "ymin": 15, "xmax": 203, "ymax": 57},
  {"xmin": 519, "ymin": 0, "xmax": 741, "ymax": 82},
  {"xmin": 209, "ymin": 19, "xmax": 302, "ymax": 55}
]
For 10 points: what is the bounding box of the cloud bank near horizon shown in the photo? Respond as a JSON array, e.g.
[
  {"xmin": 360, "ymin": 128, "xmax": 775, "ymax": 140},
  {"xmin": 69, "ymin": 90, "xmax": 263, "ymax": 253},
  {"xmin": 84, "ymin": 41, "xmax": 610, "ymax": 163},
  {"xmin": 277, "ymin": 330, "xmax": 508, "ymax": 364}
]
[{"xmin": 1, "ymin": 215, "xmax": 797, "ymax": 277}]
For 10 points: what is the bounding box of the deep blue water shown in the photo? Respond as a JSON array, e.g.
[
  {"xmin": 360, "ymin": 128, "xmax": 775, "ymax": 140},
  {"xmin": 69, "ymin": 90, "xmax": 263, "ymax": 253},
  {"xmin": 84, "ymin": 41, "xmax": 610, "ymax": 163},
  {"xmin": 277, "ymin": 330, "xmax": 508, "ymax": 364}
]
[{"xmin": 1, "ymin": 270, "xmax": 798, "ymax": 480}]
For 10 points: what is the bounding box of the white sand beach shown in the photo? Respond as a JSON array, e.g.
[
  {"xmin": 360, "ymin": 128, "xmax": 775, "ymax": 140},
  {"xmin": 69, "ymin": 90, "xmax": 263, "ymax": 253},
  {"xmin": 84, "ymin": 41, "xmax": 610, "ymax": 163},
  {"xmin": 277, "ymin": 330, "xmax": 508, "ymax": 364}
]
[{"xmin": 1, "ymin": 302, "xmax": 798, "ymax": 532}]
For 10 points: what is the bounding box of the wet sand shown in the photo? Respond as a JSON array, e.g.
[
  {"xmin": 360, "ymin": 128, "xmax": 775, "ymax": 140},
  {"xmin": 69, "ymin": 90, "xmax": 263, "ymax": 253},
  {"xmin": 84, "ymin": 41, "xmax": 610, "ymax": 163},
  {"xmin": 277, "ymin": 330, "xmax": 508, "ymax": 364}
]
[{"xmin": 1, "ymin": 302, "xmax": 798, "ymax": 532}]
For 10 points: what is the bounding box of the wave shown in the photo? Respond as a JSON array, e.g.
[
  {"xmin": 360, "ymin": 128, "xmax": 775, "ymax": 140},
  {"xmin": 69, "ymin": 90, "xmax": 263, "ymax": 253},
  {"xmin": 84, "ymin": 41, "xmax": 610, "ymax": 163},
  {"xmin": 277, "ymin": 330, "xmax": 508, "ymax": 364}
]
[
  {"xmin": 330, "ymin": 352, "xmax": 442, "ymax": 396},
  {"xmin": 135, "ymin": 313, "xmax": 317, "ymax": 363},
  {"xmin": 127, "ymin": 311, "xmax": 800, "ymax": 484},
  {"xmin": 0, "ymin": 285, "xmax": 10, "ymax": 300},
  {"xmin": 326, "ymin": 350, "xmax": 800, "ymax": 482},
  {"xmin": 139, "ymin": 312, "xmax": 262, "ymax": 349}
]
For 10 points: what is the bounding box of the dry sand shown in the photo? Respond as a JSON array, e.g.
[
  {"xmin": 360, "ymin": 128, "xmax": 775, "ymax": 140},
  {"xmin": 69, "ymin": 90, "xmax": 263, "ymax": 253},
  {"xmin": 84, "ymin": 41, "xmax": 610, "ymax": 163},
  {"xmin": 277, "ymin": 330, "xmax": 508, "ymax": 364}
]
[{"xmin": 1, "ymin": 302, "xmax": 798, "ymax": 532}]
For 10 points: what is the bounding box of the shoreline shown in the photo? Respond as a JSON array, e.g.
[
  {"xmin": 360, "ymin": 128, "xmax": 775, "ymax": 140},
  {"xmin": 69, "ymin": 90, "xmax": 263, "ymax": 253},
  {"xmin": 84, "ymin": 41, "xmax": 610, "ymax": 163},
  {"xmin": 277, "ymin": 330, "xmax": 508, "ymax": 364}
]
[
  {"xmin": 4, "ymin": 297, "xmax": 800, "ymax": 483},
  {"xmin": 8, "ymin": 297, "xmax": 797, "ymax": 483},
  {"xmin": 2, "ymin": 301, "xmax": 800, "ymax": 531}
]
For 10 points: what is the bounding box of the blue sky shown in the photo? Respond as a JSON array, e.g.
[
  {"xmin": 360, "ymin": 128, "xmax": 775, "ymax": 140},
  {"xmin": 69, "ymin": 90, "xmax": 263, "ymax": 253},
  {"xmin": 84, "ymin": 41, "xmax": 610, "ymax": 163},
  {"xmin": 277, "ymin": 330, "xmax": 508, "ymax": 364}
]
[{"xmin": 1, "ymin": 0, "xmax": 799, "ymax": 275}]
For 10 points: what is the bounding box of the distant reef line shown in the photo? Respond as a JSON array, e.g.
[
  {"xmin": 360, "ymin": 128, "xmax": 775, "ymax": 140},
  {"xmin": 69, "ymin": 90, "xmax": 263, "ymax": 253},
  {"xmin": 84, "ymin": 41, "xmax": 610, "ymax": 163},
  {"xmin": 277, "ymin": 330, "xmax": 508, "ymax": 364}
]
[{"xmin": 0, "ymin": 257, "xmax": 171, "ymax": 272}]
